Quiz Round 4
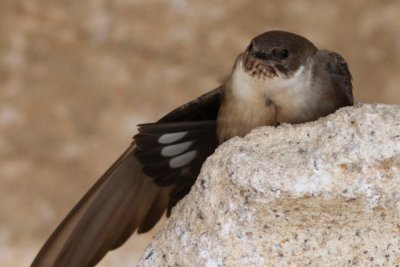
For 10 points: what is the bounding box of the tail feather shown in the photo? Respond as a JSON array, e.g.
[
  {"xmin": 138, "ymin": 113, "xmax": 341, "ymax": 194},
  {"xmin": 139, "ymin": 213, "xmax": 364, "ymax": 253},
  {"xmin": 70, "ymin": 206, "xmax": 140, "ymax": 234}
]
[{"xmin": 31, "ymin": 87, "xmax": 224, "ymax": 267}]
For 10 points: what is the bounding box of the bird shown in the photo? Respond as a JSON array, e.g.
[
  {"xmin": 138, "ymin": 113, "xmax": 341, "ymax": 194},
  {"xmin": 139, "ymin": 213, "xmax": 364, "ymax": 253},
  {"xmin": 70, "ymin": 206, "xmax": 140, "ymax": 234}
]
[{"xmin": 31, "ymin": 30, "xmax": 353, "ymax": 267}]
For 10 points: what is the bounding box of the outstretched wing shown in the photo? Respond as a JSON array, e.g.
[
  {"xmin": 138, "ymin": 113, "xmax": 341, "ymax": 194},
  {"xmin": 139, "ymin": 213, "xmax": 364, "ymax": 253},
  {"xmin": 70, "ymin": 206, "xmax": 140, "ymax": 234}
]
[{"xmin": 31, "ymin": 86, "xmax": 223, "ymax": 267}]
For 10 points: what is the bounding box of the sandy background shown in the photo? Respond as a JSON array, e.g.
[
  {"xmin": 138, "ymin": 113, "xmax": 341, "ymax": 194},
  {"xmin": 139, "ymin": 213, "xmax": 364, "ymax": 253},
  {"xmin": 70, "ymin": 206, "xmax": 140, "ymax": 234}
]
[{"xmin": 1, "ymin": 1, "xmax": 400, "ymax": 266}]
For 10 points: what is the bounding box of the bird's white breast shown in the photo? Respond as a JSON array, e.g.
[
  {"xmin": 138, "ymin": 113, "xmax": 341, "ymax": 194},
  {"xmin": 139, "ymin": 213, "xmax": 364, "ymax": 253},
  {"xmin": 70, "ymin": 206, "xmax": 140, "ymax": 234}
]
[{"xmin": 230, "ymin": 59, "xmax": 317, "ymax": 122}]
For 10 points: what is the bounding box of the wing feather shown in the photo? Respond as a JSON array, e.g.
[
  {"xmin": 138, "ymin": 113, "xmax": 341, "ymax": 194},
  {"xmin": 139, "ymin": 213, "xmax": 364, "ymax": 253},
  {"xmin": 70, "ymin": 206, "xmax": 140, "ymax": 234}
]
[
  {"xmin": 316, "ymin": 49, "xmax": 353, "ymax": 106},
  {"xmin": 31, "ymin": 87, "xmax": 223, "ymax": 267}
]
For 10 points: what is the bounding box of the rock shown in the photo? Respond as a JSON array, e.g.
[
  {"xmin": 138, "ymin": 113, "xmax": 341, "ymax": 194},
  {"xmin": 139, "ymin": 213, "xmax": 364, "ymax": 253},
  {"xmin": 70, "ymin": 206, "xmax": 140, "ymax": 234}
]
[{"xmin": 137, "ymin": 103, "xmax": 400, "ymax": 267}]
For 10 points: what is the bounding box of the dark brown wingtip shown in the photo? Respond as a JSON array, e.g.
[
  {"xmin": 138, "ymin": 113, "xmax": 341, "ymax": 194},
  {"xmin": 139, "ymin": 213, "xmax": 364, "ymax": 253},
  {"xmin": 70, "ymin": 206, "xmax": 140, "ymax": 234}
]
[{"xmin": 137, "ymin": 188, "xmax": 171, "ymax": 233}]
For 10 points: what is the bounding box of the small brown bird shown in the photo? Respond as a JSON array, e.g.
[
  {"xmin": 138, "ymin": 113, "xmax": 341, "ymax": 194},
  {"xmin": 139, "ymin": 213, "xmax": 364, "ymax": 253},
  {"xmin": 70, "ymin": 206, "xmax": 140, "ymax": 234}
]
[{"xmin": 31, "ymin": 30, "xmax": 353, "ymax": 267}]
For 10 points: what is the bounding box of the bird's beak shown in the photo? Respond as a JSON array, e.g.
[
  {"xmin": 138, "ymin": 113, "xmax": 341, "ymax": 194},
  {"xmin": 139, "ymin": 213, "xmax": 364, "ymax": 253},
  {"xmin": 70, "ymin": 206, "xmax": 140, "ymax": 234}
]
[{"xmin": 246, "ymin": 41, "xmax": 269, "ymax": 61}]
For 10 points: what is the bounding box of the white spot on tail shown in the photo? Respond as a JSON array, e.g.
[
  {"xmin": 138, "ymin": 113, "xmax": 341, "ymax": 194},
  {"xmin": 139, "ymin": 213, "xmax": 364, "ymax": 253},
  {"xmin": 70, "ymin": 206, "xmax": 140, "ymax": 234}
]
[
  {"xmin": 158, "ymin": 132, "xmax": 187, "ymax": 144},
  {"xmin": 169, "ymin": 150, "xmax": 197, "ymax": 168},
  {"xmin": 161, "ymin": 141, "xmax": 193, "ymax": 157}
]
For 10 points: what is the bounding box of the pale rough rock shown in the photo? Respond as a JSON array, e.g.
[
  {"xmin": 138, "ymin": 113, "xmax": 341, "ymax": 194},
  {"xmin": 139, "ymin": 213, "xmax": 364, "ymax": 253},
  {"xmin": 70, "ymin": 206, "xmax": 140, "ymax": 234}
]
[
  {"xmin": 3, "ymin": 2, "xmax": 400, "ymax": 265},
  {"xmin": 138, "ymin": 103, "xmax": 400, "ymax": 267}
]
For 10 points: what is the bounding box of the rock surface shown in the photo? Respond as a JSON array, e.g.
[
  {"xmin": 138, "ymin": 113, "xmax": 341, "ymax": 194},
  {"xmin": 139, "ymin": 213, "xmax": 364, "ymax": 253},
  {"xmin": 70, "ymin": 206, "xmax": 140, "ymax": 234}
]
[
  {"xmin": 138, "ymin": 104, "xmax": 400, "ymax": 267},
  {"xmin": 2, "ymin": 1, "xmax": 400, "ymax": 266}
]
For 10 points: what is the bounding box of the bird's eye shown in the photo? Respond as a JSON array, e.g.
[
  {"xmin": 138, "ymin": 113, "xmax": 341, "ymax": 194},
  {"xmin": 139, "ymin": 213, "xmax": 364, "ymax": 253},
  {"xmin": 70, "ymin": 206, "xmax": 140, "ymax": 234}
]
[{"xmin": 281, "ymin": 49, "xmax": 289, "ymax": 59}]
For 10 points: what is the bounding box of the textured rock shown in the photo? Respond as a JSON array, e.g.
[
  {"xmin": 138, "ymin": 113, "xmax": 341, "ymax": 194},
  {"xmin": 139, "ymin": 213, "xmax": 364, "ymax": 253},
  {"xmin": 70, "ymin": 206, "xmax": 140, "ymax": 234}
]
[
  {"xmin": 1, "ymin": 1, "xmax": 400, "ymax": 266},
  {"xmin": 138, "ymin": 104, "xmax": 400, "ymax": 267}
]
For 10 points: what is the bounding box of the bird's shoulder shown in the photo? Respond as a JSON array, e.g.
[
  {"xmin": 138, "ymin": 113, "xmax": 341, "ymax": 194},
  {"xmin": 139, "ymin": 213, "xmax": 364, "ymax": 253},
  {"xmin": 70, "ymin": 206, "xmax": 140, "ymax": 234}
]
[{"xmin": 314, "ymin": 49, "xmax": 353, "ymax": 106}]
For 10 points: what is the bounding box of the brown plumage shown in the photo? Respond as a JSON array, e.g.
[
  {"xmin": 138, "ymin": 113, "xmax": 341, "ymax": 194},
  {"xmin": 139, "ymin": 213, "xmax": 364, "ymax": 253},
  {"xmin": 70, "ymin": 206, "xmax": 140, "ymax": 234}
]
[{"xmin": 31, "ymin": 30, "xmax": 353, "ymax": 267}]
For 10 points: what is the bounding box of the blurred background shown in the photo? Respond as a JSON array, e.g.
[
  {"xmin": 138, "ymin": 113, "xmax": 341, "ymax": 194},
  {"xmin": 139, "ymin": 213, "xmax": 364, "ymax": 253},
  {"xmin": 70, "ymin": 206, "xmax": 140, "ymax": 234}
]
[{"xmin": 1, "ymin": 0, "xmax": 399, "ymax": 266}]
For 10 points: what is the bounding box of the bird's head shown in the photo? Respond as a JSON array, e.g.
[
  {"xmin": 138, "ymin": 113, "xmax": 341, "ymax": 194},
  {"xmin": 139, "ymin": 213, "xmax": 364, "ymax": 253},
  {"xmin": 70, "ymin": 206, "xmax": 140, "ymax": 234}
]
[{"xmin": 240, "ymin": 30, "xmax": 317, "ymax": 79}]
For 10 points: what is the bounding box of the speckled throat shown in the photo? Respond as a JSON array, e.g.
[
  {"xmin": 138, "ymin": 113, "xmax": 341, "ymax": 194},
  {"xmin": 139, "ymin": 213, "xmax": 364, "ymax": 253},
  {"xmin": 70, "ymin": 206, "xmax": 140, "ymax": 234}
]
[{"xmin": 217, "ymin": 53, "xmax": 323, "ymax": 143}]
